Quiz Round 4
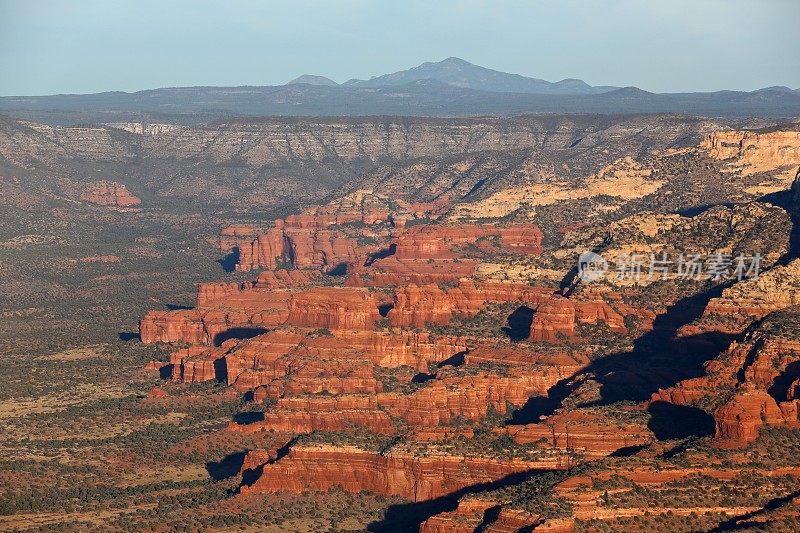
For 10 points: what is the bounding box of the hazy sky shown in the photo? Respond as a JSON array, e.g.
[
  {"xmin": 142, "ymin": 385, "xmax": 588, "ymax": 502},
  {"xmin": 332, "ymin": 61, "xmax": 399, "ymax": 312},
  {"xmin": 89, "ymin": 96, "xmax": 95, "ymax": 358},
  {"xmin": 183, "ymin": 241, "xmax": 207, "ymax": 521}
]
[{"xmin": 1, "ymin": 0, "xmax": 798, "ymax": 96}]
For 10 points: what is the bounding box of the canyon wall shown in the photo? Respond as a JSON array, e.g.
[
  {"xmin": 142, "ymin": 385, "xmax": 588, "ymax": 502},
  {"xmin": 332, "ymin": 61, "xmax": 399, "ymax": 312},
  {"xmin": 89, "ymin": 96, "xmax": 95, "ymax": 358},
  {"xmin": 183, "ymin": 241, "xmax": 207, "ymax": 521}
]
[{"xmin": 240, "ymin": 445, "xmax": 548, "ymax": 501}]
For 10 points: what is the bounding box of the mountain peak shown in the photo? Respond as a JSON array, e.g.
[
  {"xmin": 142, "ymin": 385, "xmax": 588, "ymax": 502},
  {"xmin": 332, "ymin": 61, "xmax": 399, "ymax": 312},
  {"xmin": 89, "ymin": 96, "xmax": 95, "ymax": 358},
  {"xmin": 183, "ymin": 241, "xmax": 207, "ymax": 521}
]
[
  {"xmin": 438, "ymin": 56, "xmax": 471, "ymax": 65},
  {"xmin": 554, "ymin": 78, "xmax": 592, "ymax": 89},
  {"xmin": 604, "ymin": 86, "xmax": 655, "ymax": 97},
  {"xmin": 287, "ymin": 75, "xmax": 338, "ymax": 87},
  {"xmin": 343, "ymin": 58, "xmax": 618, "ymax": 95}
]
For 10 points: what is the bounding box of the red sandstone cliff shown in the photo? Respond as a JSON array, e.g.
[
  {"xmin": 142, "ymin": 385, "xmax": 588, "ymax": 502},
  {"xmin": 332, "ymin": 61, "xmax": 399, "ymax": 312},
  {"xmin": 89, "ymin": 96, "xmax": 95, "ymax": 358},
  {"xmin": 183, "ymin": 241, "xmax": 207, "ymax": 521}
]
[
  {"xmin": 240, "ymin": 445, "xmax": 545, "ymax": 501},
  {"xmin": 286, "ymin": 287, "xmax": 381, "ymax": 330},
  {"xmin": 233, "ymin": 222, "xmax": 365, "ymax": 272}
]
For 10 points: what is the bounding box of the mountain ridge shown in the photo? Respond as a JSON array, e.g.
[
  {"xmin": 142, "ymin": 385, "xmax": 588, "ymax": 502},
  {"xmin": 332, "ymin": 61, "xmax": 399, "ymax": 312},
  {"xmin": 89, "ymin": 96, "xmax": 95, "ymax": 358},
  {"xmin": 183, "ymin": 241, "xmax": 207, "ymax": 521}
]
[
  {"xmin": 1, "ymin": 57, "xmax": 799, "ymax": 124},
  {"xmin": 342, "ymin": 56, "xmax": 618, "ymax": 95}
]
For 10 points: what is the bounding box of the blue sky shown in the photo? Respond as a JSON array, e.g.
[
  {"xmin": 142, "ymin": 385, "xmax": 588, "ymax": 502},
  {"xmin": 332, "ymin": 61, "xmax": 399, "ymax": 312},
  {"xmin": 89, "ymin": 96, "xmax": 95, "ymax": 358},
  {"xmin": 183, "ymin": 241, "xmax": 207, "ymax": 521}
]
[{"xmin": 1, "ymin": 0, "xmax": 798, "ymax": 96}]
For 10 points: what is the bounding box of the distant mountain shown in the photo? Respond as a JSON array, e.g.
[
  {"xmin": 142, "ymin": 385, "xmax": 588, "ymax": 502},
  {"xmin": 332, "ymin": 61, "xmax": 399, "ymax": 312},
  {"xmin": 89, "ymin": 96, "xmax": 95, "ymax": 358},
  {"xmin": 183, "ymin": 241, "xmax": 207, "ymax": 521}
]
[
  {"xmin": 755, "ymin": 86, "xmax": 798, "ymax": 94},
  {"xmin": 343, "ymin": 57, "xmax": 618, "ymax": 95},
  {"xmin": 1, "ymin": 58, "xmax": 799, "ymax": 125},
  {"xmin": 287, "ymin": 75, "xmax": 338, "ymax": 86}
]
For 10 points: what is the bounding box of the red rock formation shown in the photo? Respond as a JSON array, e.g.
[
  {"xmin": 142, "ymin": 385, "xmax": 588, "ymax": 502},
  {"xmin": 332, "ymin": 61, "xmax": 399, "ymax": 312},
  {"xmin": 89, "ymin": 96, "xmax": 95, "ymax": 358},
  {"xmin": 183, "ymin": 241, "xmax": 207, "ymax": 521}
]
[
  {"xmin": 346, "ymin": 256, "xmax": 478, "ymax": 287},
  {"xmin": 388, "ymin": 281, "xmax": 547, "ymax": 328},
  {"xmin": 226, "ymin": 194, "xmax": 402, "ymax": 272},
  {"xmin": 224, "ymin": 190, "xmax": 429, "ymax": 271},
  {"xmin": 650, "ymin": 376, "xmax": 712, "ymax": 406},
  {"xmin": 482, "ymin": 508, "xmax": 543, "ymax": 533},
  {"xmin": 254, "ymin": 363, "xmax": 381, "ymax": 399},
  {"xmin": 710, "ymin": 334, "xmax": 800, "ymax": 447},
  {"xmin": 714, "ymin": 388, "xmax": 785, "ymax": 446},
  {"xmin": 386, "ymin": 280, "xmax": 627, "ymax": 344},
  {"xmin": 229, "ymin": 220, "xmax": 367, "ymax": 273},
  {"xmin": 223, "ymin": 330, "xmax": 306, "ymax": 388},
  {"xmin": 269, "ymin": 357, "xmax": 380, "ymax": 398},
  {"xmin": 140, "ymin": 268, "xmax": 333, "ymax": 346},
  {"xmin": 159, "ymin": 326, "xmax": 467, "ymax": 399},
  {"xmin": 196, "ymin": 270, "xmax": 318, "ymax": 306},
  {"xmin": 234, "ymin": 225, "xmax": 285, "ymax": 272},
  {"xmin": 284, "ymin": 190, "xmax": 400, "ymax": 228},
  {"xmin": 240, "ymin": 449, "xmax": 275, "ymax": 476},
  {"xmin": 82, "ymin": 181, "xmax": 141, "ymax": 207},
  {"xmin": 139, "ymin": 309, "xmax": 208, "ymax": 345},
  {"xmin": 366, "ymin": 348, "xmax": 584, "ymax": 428},
  {"xmin": 240, "ymin": 445, "xmax": 544, "ymax": 501},
  {"xmin": 528, "ymin": 301, "xmax": 577, "ymax": 343},
  {"xmin": 128, "ymin": 126, "xmax": 800, "ymax": 529},
  {"xmin": 529, "ymin": 297, "xmax": 627, "ymax": 343},
  {"xmin": 139, "ymin": 289, "xmax": 292, "ymax": 345},
  {"xmin": 380, "ymin": 371, "xmax": 568, "ymax": 427},
  {"xmin": 217, "ymin": 225, "xmax": 261, "ymax": 253},
  {"xmin": 394, "ymin": 223, "xmax": 543, "ymax": 260},
  {"xmin": 230, "ymin": 344, "xmax": 587, "ymax": 435},
  {"xmin": 388, "ymin": 284, "xmax": 460, "ymax": 327},
  {"xmin": 409, "ymin": 194, "xmax": 453, "ymax": 220},
  {"xmin": 233, "ymin": 396, "xmax": 395, "ymax": 435},
  {"xmin": 506, "ymin": 408, "xmax": 653, "ymax": 462},
  {"xmin": 285, "ymin": 228, "xmax": 362, "ymax": 270},
  {"xmin": 170, "ymin": 344, "xmax": 228, "ymax": 382},
  {"xmin": 286, "ymin": 287, "xmax": 380, "ymax": 330},
  {"xmin": 464, "ymin": 346, "xmax": 588, "ymax": 367},
  {"xmin": 420, "ymin": 503, "xmax": 550, "ymax": 533},
  {"xmin": 196, "ymin": 282, "xmax": 247, "ymax": 308},
  {"xmin": 296, "ymin": 329, "xmax": 466, "ymax": 370},
  {"xmin": 420, "ymin": 500, "xmax": 501, "ymax": 533},
  {"xmin": 206, "ymin": 330, "xmax": 383, "ymax": 396},
  {"xmin": 224, "ymin": 329, "xmax": 467, "ymax": 393}
]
